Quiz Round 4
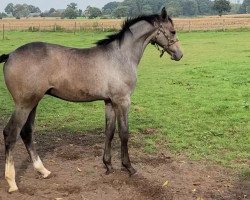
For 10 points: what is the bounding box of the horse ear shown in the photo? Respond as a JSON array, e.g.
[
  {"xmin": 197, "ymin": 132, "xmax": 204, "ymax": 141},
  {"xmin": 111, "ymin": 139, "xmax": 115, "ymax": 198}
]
[{"xmin": 161, "ymin": 7, "xmax": 168, "ymax": 20}]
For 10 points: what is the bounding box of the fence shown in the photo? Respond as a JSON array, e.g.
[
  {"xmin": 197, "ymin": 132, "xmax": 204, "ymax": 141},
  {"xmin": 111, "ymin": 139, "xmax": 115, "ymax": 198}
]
[
  {"xmin": 174, "ymin": 17, "xmax": 250, "ymax": 31},
  {"xmin": 1, "ymin": 16, "xmax": 250, "ymax": 39}
]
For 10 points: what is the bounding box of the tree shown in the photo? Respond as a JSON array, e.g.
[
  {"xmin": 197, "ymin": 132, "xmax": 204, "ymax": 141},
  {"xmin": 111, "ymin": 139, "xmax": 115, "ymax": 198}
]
[
  {"xmin": 67, "ymin": 2, "xmax": 78, "ymax": 10},
  {"xmin": 84, "ymin": 6, "xmax": 102, "ymax": 18},
  {"xmin": 196, "ymin": 0, "xmax": 213, "ymax": 15},
  {"xmin": 28, "ymin": 5, "xmax": 41, "ymax": 13},
  {"xmin": 230, "ymin": 3, "xmax": 241, "ymax": 14},
  {"xmin": 149, "ymin": 0, "xmax": 166, "ymax": 14},
  {"xmin": 122, "ymin": 0, "xmax": 144, "ymax": 17},
  {"xmin": 0, "ymin": 12, "xmax": 8, "ymax": 19},
  {"xmin": 64, "ymin": 8, "xmax": 78, "ymax": 19},
  {"xmin": 166, "ymin": 1, "xmax": 183, "ymax": 17},
  {"xmin": 49, "ymin": 8, "xmax": 56, "ymax": 14},
  {"xmin": 5, "ymin": 3, "xmax": 42, "ymax": 18},
  {"xmin": 182, "ymin": 0, "xmax": 199, "ymax": 16},
  {"xmin": 213, "ymin": 0, "xmax": 231, "ymax": 16},
  {"xmin": 112, "ymin": 6, "xmax": 129, "ymax": 18},
  {"xmin": 102, "ymin": 1, "xmax": 120, "ymax": 15},
  {"xmin": 12, "ymin": 4, "xmax": 30, "ymax": 18},
  {"xmin": 142, "ymin": 4, "xmax": 153, "ymax": 15},
  {"xmin": 5, "ymin": 3, "xmax": 14, "ymax": 14},
  {"xmin": 239, "ymin": 0, "xmax": 250, "ymax": 13},
  {"xmin": 49, "ymin": 10, "xmax": 64, "ymax": 17},
  {"xmin": 78, "ymin": 9, "xmax": 83, "ymax": 17},
  {"xmin": 247, "ymin": 6, "xmax": 250, "ymax": 13},
  {"xmin": 64, "ymin": 3, "xmax": 78, "ymax": 19}
]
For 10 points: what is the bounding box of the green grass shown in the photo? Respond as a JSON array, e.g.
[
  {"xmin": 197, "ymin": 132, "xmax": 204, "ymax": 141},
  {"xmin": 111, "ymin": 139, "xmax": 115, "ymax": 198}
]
[{"xmin": 0, "ymin": 30, "xmax": 249, "ymax": 170}]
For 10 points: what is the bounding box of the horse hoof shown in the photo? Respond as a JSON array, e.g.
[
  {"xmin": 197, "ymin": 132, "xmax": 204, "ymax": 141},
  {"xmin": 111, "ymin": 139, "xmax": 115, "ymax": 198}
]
[
  {"xmin": 128, "ymin": 167, "xmax": 137, "ymax": 176},
  {"xmin": 121, "ymin": 166, "xmax": 127, "ymax": 172},
  {"xmin": 121, "ymin": 164, "xmax": 137, "ymax": 176},
  {"xmin": 42, "ymin": 169, "xmax": 51, "ymax": 178},
  {"xmin": 8, "ymin": 186, "xmax": 18, "ymax": 193},
  {"xmin": 105, "ymin": 168, "xmax": 114, "ymax": 175},
  {"xmin": 104, "ymin": 163, "xmax": 114, "ymax": 175},
  {"xmin": 43, "ymin": 171, "xmax": 54, "ymax": 179}
]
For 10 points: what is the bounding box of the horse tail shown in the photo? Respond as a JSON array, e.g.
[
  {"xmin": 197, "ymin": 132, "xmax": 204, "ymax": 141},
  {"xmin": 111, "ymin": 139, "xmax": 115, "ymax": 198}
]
[{"xmin": 0, "ymin": 54, "xmax": 9, "ymax": 63}]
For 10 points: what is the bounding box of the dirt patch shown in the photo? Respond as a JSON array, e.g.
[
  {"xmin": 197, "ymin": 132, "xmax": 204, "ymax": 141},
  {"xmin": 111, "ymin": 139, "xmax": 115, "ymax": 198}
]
[
  {"xmin": 0, "ymin": 127, "xmax": 249, "ymax": 200},
  {"xmin": 56, "ymin": 146, "xmax": 83, "ymax": 160},
  {"xmin": 57, "ymin": 185, "xmax": 82, "ymax": 195}
]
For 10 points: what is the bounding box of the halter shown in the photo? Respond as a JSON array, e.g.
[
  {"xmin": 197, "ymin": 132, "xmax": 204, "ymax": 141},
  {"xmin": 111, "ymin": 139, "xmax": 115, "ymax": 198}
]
[{"xmin": 151, "ymin": 23, "xmax": 179, "ymax": 58}]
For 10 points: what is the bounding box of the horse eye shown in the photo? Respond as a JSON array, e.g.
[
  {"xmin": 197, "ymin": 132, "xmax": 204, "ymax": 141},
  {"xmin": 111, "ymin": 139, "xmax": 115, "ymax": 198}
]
[{"xmin": 171, "ymin": 31, "xmax": 176, "ymax": 35}]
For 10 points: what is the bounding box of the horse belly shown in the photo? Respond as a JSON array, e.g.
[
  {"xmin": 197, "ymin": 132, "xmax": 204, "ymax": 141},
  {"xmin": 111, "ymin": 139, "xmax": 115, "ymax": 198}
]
[{"xmin": 47, "ymin": 87, "xmax": 108, "ymax": 102}]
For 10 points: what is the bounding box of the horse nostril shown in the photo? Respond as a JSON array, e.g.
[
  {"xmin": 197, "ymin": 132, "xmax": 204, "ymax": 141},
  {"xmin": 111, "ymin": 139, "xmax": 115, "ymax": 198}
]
[{"xmin": 172, "ymin": 52, "xmax": 183, "ymax": 61}]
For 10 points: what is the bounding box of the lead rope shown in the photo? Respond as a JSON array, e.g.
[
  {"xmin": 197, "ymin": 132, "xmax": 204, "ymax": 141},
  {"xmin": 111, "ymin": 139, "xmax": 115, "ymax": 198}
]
[
  {"xmin": 154, "ymin": 43, "xmax": 165, "ymax": 58},
  {"xmin": 160, "ymin": 48, "xmax": 165, "ymax": 57}
]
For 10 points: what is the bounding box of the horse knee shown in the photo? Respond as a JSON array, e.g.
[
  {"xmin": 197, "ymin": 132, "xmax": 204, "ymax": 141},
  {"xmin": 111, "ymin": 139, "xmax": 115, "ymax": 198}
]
[
  {"xmin": 119, "ymin": 131, "xmax": 128, "ymax": 143},
  {"xmin": 3, "ymin": 126, "xmax": 18, "ymax": 148}
]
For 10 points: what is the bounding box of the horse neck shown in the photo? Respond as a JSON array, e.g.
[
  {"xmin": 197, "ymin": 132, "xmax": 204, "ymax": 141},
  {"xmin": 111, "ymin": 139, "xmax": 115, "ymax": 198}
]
[{"xmin": 115, "ymin": 21, "xmax": 156, "ymax": 66}]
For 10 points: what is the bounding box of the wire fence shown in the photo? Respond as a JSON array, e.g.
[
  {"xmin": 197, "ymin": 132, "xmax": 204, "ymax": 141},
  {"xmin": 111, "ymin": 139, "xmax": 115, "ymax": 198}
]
[{"xmin": 1, "ymin": 16, "xmax": 250, "ymax": 39}]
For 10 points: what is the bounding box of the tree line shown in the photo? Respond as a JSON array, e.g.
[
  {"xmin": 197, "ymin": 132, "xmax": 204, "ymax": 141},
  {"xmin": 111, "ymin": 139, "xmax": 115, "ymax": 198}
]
[
  {"xmin": 1, "ymin": 0, "xmax": 250, "ymax": 19},
  {"xmin": 103, "ymin": 0, "xmax": 249, "ymax": 18},
  {"xmin": 1, "ymin": 3, "xmax": 41, "ymax": 19}
]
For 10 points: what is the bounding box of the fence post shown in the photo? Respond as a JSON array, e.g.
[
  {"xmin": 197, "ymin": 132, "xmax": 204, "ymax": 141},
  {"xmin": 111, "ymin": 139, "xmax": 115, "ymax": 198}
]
[
  {"xmin": 2, "ymin": 24, "xmax": 4, "ymax": 40},
  {"xmin": 54, "ymin": 23, "xmax": 57, "ymax": 32},
  {"xmin": 74, "ymin": 21, "xmax": 76, "ymax": 35},
  {"xmin": 101, "ymin": 23, "xmax": 104, "ymax": 32},
  {"xmin": 222, "ymin": 19, "xmax": 225, "ymax": 31},
  {"xmin": 188, "ymin": 20, "xmax": 191, "ymax": 32}
]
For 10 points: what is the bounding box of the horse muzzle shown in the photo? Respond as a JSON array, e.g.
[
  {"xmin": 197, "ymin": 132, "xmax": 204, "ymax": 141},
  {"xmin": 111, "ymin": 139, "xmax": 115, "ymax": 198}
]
[{"xmin": 171, "ymin": 51, "xmax": 183, "ymax": 61}]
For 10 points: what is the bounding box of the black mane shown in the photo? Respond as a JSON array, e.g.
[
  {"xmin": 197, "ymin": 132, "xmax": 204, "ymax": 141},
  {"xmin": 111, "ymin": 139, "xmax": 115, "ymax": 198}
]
[{"xmin": 96, "ymin": 14, "xmax": 165, "ymax": 46}]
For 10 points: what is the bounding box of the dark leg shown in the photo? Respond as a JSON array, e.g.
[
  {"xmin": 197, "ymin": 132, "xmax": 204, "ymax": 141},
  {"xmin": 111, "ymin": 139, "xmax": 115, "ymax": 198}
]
[
  {"xmin": 20, "ymin": 106, "xmax": 51, "ymax": 178},
  {"xmin": 3, "ymin": 106, "xmax": 32, "ymax": 192},
  {"xmin": 103, "ymin": 100, "xmax": 116, "ymax": 174},
  {"xmin": 115, "ymin": 98, "xmax": 136, "ymax": 175}
]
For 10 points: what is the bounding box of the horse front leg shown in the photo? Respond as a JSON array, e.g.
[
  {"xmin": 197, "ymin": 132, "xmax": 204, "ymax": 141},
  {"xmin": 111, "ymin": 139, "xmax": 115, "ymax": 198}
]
[
  {"xmin": 103, "ymin": 100, "xmax": 116, "ymax": 174},
  {"xmin": 115, "ymin": 97, "xmax": 136, "ymax": 176}
]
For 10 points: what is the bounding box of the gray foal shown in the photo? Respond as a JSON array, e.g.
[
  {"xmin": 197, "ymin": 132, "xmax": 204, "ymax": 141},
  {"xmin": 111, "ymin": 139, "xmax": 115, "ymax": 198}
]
[{"xmin": 0, "ymin": 7, "xmax": 183, "ymax": 192}]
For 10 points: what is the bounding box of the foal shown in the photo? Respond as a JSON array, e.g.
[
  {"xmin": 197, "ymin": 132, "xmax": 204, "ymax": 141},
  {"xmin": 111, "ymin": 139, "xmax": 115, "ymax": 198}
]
[{"xmin": 0, "ymin": 7, "xmax": 182, "ymax": 192}]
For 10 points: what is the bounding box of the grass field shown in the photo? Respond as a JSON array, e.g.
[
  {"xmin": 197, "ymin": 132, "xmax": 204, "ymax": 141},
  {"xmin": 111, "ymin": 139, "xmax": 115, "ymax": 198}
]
[{"xmin": 0, "ymin": 30, "xmax": 249, "ymax": 171}]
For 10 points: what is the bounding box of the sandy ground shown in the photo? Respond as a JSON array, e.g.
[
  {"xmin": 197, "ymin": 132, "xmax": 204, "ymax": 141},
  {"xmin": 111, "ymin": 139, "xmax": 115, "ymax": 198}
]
[{"xmin": 0, "ymin": 128, "xmax": 249, "ymax": 200}]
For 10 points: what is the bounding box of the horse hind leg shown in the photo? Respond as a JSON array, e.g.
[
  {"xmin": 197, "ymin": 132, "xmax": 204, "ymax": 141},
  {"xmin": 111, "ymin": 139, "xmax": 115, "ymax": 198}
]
[
  {"xmin": 103, "ymin": 100, "xmax": 116, "ymax": 174},
  {"xmin": 20, "ymin": 106, "xmax": 51, "ymax": 178},
  {"xmin": 3, "ymin": 106, "xmax": 33, "ymax": 192}
]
